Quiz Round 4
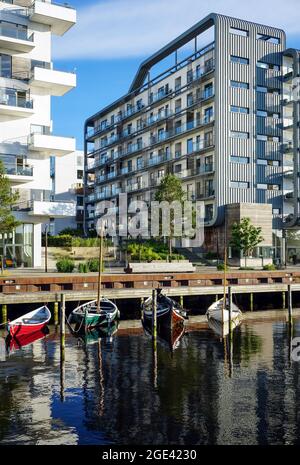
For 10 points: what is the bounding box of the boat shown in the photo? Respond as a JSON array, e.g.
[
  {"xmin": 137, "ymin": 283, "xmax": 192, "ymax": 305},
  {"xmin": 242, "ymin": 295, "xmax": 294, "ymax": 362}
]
[
  {"xmin": 7, "ymin": 305, "xmax": 51, "ymax": 338},
  {"xmin": 5, "ymin": 327, "xmax": 49, "ymax": 355},
  {"xmin": 69, "ymin": 224, "xmax": 119, "ymax": 331},
  {"xmin": 70, "ymin": 299, "xmax": 119, "ymax": 331},
  {"xmin": 206, "ymin": 223, "xmax": 242, "ymax": 332},
  {"xmin": 206, "ymin": 298, "xmax": 242, "ymax": 326},
  {"xmin": 142, "ymin": 318, "xmax": 185, "ymax": 352},
  {"xmin": 142, "ymin": 290, "xmax": 188, "ymax": 328}
]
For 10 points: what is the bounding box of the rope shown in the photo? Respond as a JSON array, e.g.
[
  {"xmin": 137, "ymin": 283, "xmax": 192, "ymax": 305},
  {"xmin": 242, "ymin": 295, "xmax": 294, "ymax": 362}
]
[
  {"xmin": 66, "ymin": 311, "xmax": 86, "ymax": 335},
  {"xmin": 0, "ymin": 321, "xmax": 8, "ymax": 328}
]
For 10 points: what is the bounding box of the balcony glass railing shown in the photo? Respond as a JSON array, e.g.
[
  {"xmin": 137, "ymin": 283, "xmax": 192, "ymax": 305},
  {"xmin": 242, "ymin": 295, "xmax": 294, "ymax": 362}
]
[
  {"xmin": 6, "ymin": 165, "xmax": 33, "ymax": 176},
  {"xmin": 149, "ymin": 88, "xmax": 172, "ymax": 104},
  {"xmin": 0, "ymin": 23, "xmax": 34, "ymax": 42},
  {"xmin": 0, "ymin": 87, "xmax": 33, "ymax": 109}
]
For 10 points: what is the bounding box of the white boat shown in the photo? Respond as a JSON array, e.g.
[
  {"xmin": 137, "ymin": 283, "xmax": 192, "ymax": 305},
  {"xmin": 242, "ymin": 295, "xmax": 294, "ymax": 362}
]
[{"xmin": 206, "ymin": 298, "xmax": 242, "ymax": 326}]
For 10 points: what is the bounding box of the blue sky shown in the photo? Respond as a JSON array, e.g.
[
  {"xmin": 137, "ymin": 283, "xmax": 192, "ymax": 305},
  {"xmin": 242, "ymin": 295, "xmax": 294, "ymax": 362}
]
[{"xmin": 52, "ymin": 0, "xmax": 300, "ymax": 151}]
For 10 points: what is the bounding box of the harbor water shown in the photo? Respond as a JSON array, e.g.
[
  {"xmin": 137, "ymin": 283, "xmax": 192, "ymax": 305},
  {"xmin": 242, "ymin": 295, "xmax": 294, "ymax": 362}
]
[{"xmin": 0, "ymin": 315, "xmax": 300, "ymax": 445}]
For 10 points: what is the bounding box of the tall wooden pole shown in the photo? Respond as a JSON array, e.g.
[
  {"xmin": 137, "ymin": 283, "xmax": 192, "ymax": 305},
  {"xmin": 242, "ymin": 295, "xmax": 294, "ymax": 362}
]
[
  {"xmin": 97, "ymin": 225, "xmax": 104, "ymax": 313},
  {"xmin": 152, "ymin": 289, "xmax": 157, "ymax": 340},
  {"xmin": 288, "ymin": 284, "xmax": 293, "ymax": 323},
  {"xmin": 60, "ymin": 293, "xmax": 65, "ymax": 362},
  {"xmin": 228, "ymin": 286, "xmax": 232, "ymax": 335},
  {"xmin": 54, "ymin": 301, "xmax": 59, "ymax": 326}
]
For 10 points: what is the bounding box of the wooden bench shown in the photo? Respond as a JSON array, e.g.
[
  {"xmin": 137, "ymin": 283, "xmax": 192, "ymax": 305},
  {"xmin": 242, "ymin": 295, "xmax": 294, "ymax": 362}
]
[{"xmin": 125, "ymin": 261, "xmax": 196, "ymax": 274}]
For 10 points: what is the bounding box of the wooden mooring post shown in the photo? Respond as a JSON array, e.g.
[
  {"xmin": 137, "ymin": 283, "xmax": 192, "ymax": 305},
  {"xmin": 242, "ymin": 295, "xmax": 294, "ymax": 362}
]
[
  {"xmin": 250, "ymin": 293, "xmax": 254, "ymax": 312},
  {"xmin": 282, "ymin": 291, "xmax": 286, "ymax": 310},
  {"xmin": 287, "ymin": 284, "xmax": 293, "ymax": 323},
  {"xmin": 54, "ymin": 301, "xmax": 59, "ymax": 326},
  {"xmin": 180, "ymin": 295, "xmax": 183, "ymax": 307},
  {"xmin": 60, "ymin": 293, "xmax": 66, "ymax": 361},
  {"xmin": 1, "ymin": 304, "xmax": 7, "ymax": 324},
  {"xmin": 152, "ymin": 289, "xmax": 157, "ymax": 341}
]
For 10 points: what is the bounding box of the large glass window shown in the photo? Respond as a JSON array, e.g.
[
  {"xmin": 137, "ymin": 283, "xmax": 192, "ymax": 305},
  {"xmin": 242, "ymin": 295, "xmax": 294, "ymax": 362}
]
[{"xmin": 0, "ymin": 53, "xmax": 11, "ymax": 78}]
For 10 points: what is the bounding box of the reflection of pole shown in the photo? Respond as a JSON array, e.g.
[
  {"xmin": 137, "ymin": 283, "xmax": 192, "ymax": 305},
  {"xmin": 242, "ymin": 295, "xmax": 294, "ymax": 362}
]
[
  {"xmin": 228, "ymin": 286, "xmax": 232, "ymax": 335},
  {"xmin": 60, "ymin": 354, "xmax": 65, "ymax": 402},
  {"xmin": 1, "ymin": 304, "xmax": 7, "ymax": 325},
  {"xmin": 98, "ymin": 338, "xmax": 105, "ymax": 416}
]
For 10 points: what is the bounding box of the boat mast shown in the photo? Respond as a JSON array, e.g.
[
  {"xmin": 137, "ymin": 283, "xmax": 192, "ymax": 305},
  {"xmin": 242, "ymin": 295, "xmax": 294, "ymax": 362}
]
[{"xmin": 96, "ymin": 224, "xmax": 104, "ymax": 313}]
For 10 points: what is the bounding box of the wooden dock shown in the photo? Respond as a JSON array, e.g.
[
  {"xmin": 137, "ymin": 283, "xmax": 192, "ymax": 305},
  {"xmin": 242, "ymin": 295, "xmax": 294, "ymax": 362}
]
[{"xmin": 0, "ymin": 269, "xmax": 299, "ymax": 304}]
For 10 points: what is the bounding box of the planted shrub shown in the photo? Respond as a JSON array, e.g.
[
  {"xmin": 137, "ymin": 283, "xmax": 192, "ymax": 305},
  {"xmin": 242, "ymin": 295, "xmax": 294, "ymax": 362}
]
[
  {"xmin": 87, "ymin": 258, "xmax": 105, "ymax": 272},
  {"xmin": 78, "ymin": 262, "xmax": 89, "ymax": 273},
  {"xmin": 56, "ymin": 258, "xmax": 75, "ymax": 273},
  {"xmin": 217, "ymin": 263, "xmax": 229, "ymax": 271},
  {"xmin": 263, "ymin": 263, "xmax": 276, "ymax": 271}
]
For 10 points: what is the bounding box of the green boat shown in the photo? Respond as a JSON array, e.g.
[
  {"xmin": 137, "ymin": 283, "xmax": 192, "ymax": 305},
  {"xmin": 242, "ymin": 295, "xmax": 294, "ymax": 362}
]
[{"xmin": 70, "ymin": 298, "xmax": 120, "ymax": 330}]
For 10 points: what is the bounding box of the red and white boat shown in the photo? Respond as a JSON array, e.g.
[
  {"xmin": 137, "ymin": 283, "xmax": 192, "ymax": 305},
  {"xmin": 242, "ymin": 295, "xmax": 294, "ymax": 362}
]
[
  {"xmin": 142, "ymin": 290, "xmax": 188, "ymax": 328},
  {"xmin": 8, "ymin": 305, "xmax": 51, "ymax": 338}
]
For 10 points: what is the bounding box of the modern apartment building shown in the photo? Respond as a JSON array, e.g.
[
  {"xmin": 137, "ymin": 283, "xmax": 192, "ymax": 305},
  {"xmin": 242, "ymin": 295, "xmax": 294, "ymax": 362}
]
[
  {"xmin": 0, "ymin": 0, "xmax": 76, "ymax": 267},
  {"xmin": 49, "ymin": 150, "xmax": 84, "ymax": 235},
  {"xmin": 84, "ymin": 13, "xmax": 299, "ymax": 262}
]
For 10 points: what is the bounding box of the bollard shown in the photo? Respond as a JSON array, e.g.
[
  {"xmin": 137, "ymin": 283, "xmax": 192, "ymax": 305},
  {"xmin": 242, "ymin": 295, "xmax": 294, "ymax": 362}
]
[
  {"xmin": 282, "ymin": 291, "xmax": 286, "ymax": 310},
  {"xmin": 152, "ymin": 289, "xmax": 157, "ymax": 341},
  {"xmin": 60, "ymin": 293, "xmax": 66, "ymax": 361},
  {"xmin": 54, "ymin": 301, "xmax": 59, "ymax": 326},
  {"xmin": 1, "ymin": 304, "xmax": 7, "ymax": 324},
  {"xmin": 250, "ymin": 293, "xmax": 254, "ymax": 312}
]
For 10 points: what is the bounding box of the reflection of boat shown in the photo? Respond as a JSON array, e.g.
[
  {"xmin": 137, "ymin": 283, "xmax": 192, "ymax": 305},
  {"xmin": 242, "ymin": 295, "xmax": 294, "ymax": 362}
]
[
  {"xmin": 5, "ymin": 327, "xmax": 49, "ymax": 354},
  {"xmin": 70, "ymin": 225, "xmax": 120, "ymax": 330},
  {"xmin": 142, "ymin": 319, "xmax": 185, "ymax": 352},
  {"xmin": 142, "ymin": 290, "xmax": 188, "ymax": 328},
  {"xmin": 207, "ymin": 315, "xmax": 240, "ymax": 337},
  {"xmin": 76, "ymin": 321, "xmax": 119, "ymax": 345},
  {"xmin": 206, "ymin": 298, "xmax": 242, "ymax": 325},
  {"xmin": 8, "ymin": 306, "xmax": 51, "ymax": 338}
]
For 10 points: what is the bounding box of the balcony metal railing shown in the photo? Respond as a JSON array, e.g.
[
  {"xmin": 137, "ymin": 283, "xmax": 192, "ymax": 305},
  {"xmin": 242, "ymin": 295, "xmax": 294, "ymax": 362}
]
[
  {"xmin": 0, "ymin": 87, "xmax": 33, "ymax": 109},
  {"xmin": 12, "ymin": 198, "xmax": 75, "ymax": 211}
]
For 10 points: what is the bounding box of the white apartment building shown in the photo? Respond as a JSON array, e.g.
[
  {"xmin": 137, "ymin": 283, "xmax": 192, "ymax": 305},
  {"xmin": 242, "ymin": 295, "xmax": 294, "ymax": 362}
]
[
  {"xmin": 0, "ymin": 0, "xmax": 76, "ymax": 267},
  {"xmin": 50, "ymin": 150, "xmax": 84, "ymax": 234}
]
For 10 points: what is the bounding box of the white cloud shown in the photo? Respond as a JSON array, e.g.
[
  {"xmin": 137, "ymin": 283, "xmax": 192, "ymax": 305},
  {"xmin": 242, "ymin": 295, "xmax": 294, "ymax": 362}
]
[{"xmin": 53, "ymin": 0, "xmax": 300, "ymax": 60}]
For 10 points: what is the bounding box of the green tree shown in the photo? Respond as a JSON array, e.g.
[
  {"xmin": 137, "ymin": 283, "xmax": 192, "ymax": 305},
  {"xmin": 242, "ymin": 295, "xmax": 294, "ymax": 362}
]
[
  {"xmin": 230, "ymin": 217, "xmax": 264, "ymax": 267},
  {"xmin": 154, "ymin": 174, "xmax": 185, "ymax": 258},
  {"xmin": 0, "ymin": 160, "xmax": 20, "ymax": 235}
]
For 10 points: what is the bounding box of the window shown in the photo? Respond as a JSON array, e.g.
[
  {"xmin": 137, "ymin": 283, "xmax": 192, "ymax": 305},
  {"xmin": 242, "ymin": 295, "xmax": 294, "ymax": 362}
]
[
  {"xmin": 257, "ymin": 159, "xmax": 280, "ymax": 166},
  {"xmin": 257, "ymin": 33, "xmax": 280, "ymax": 45},
  {"xmin": 257, "ymin": 86, "xmax": 268, "ymax": 93},
  {"xmin": 230, "ymin": 131, "xmax": 249, "ymax": 139},
  {"xmin": 230, "ymin": 156, "xmax": 249, "ymax": 164},
  {"xmin": 230, "ymin": 55, "xmax": 249, "ymax": 65},
  {"xmin": 230, "ymin": 106, "xmax": 249, "ymax": 114},
  {"xmin": 230, "ymin": 27, "xmax": 248, "ymax": 37},
  {"xmin": 257, "ymin": 110, "xmax": 268, "ymax": 117},
  {"xmin": 231, "ymin": 80, "xmax": 249, "ymax": 89},
  {"xmin": 175, "ymin": 77, "xmax": 181, "ymax": 91},
  {"xmin": 175, "ymin": 99, "xmax": 181, "ymax": 113},
  {"xmin": 273, "ymin": 208, "xmax": 280, "ymax": 215},
  {"xmin": 257, "ymin": 183, "xmax": 280, "ymax": 190},
  {"xmin": 257, "ymin": 134, "xmax": 268, "ymax": 141},
  {"xmin": 230, "ymin": 181, "xmax": 249, "ymax": 188},
  {"xmin": 77, "ymin": 170, "xmax": 83, "ymax": 180},
  {"xmin": 205, "ymin": 204, "xmax": 214, "ymax": 221},
  {"xmin": 257, "ymin": 62, "xmax": 281, "ymax": 71},
  {"xmin": 187, "ymin": 138, "xmax": 193, "ymax": 154},
  {"xmin": 174, "ymin": 164, "xmax": 182, "ymax": 173},
  {"xmin": 0, "ymin": 54, "xmax": 11, "ymax": 78}
]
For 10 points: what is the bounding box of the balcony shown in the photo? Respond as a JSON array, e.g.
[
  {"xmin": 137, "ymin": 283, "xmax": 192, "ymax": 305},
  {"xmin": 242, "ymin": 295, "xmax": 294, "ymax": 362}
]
[
  {"xmin": 5, "ymin": 165, "xmax": 33, "ymax": 184},
  {"xmin": 29, "ymin": 0, "xmax": 76, "ymax": 36},
  {"xmin": 0, "ymin": 87, "xmax": 33, "ymax": 117},
  {"xmin": 0, "ymin": 23, "xmax": 35, "ymax": 53},
  {"xmin": 13, "ymin": 199, "xmax": 76, "ymax": 217},
  {"xmin": 28, "ymin": 133, "xmax": 75, "ymax": 156},
  {"xmin": 30, "ymin": 66, "xmax": 76, "ymax": 96}
]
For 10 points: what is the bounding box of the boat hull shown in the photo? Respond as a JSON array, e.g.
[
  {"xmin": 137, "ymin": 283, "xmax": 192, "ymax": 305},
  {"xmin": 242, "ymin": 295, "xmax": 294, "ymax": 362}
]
[
  {"xmin": 70, "ymin": 299, "xmax": 119, "ymax": 331},
  {"xmin": 8, "ymin": 306, "xmax": 51, "ymax": 338},
  {"xmin": 143, "ymin": 294, "xmax": 186, "ymax": 328}
]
